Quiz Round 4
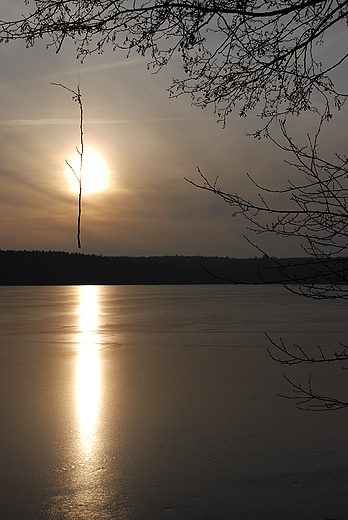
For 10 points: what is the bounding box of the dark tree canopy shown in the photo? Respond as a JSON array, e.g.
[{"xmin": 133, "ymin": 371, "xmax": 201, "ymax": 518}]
[{"xmin": 1, "ymin": 0, "xmax": 348, "ymax": 128}]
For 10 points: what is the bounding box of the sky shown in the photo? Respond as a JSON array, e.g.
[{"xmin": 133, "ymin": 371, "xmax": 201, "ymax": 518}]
[{"xmin": 1, "ymin": 4, "xmax": 348, "ymax": 258}]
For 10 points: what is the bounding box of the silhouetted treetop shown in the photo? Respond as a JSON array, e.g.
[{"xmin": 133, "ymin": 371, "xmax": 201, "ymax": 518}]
[{"xmin": 1, "ymin": 0, "xmax": 348, "ymax": 128}]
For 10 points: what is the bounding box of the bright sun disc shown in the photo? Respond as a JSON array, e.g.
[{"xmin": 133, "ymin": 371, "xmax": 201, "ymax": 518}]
[{"xmin": 67, "ymin": 148, "xmax": 109, "ymax": 194}]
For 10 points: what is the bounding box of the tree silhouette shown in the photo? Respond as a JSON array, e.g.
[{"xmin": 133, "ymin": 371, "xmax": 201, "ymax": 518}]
[
  {"xmin": 1, "ymin": 0, "xmax": 348, "ymax": 130},
  {"xmin": 188, "ymin": 115, "xmax": 348, "ymax": 299},
  {"xmin": 188, "ymin": 116, "xmax": 348, "ymax": 410}
]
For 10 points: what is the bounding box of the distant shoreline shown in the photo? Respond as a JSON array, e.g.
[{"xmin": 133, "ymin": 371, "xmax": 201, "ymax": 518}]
[{"xmin": 0, "ymin": 250, "xmax": 340, "ymax": 286}]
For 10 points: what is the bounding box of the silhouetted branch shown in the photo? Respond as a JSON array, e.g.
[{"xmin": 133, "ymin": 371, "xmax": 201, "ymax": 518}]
[
  {"xmin": 266, "ymin": 334, "xmax": 348, "ymax": 366},
  {"xmin": 188, "ymin": 116, "xmax": 348, "ymax": 299},
  {"xmin": 278, "ymin": 374, "xmax": 348, "ymax": 411},
  {"xmin": 188, "ymin": 116, "xmax": 348, "ymax": 410},
  {"xmin": 52, "ymin": 83, "xmax": 84, "ymax": 249},
  {"xmin": 2, "ymin": 0, "xmax": 348, "ymax": 130},
  {"xmin": 267, "ymin": 334, "xmax": 348, "ymax": 409}
]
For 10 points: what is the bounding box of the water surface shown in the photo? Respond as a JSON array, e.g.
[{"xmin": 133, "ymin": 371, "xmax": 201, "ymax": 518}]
[{"xmin": 1, "ymin": 285, "xmax": 348, "ymax": 519}]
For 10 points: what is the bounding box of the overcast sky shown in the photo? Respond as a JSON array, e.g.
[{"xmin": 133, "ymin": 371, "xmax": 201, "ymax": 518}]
[{"xmin": 1, "ymin": 4, "xmax": 348, "ymax": 258}]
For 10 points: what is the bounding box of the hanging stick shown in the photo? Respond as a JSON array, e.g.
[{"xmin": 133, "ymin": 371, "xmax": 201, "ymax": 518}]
[{"xmin": 52, "ymin": 83, "xmax": 84, "ymax": 248}]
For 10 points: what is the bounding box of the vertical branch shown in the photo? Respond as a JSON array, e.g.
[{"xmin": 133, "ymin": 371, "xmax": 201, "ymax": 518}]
[
  {"xmin": 76, "ymin": 85, "xmax": 83, "ymax": 249},
  {"xmin": 52, "ymin": 82, "xmax": 84, "ymax": 249}
]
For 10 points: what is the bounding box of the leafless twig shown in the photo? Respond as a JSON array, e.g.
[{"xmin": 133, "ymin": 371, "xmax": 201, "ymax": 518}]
[
  {"xmin": 2, "ymin": 0, "xmax": 348, "ymax": 131},
  {"xmin": 52, "ymin": 83, "xmax": 84, "ymax": 248},
  {"xmin": 266, "ymin": 334, "xmax": 348, "ymax": 366},
  {"xmin": 278, "ymin": 374, "xmax": 348, "ymax": 411}
]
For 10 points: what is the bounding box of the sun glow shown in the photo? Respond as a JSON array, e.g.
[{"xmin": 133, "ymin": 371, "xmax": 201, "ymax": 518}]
[{"xmin": 67, "ymin": 148, "xmax": 109, "ymax": 194}]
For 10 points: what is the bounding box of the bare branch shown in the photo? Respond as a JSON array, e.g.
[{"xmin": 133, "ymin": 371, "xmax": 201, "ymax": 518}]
[
  {"xmin": 266, "ymin": 334, "xmax": 348, "ymax": 366},
  {"xmin": 187, "ymin": 116, "xmax": 348, "ymax": 299},
  {"xmin": 2, "ymin": 0, "xmax": 348, "ymax": 128},
  {"xmin": 278, "ymin": 374, "xmax": 348, "ymax": 411},
  {"xmin": 187, "ymin": 117, "xmax": 348, "ymax": 410},
  {"xmin": 52, "ymin": 82, "xmax": 84, "ymax": 249}
]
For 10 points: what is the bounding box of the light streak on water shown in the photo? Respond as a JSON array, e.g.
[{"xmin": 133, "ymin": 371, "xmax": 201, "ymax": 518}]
[{"xmin": 76, "ymin": 285, "xmax": 101, "ymax": 457}]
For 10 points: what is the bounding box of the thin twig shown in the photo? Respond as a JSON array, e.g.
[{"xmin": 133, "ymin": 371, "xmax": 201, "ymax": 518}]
[{"xmin": 52, "ymin": 82, "xmax": 84, "ymax": 248}]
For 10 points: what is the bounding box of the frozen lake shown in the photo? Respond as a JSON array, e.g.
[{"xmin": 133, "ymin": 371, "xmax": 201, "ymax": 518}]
[{"xmin": 1, "ymin": 284, "xmax": 348, "ymax": 519}]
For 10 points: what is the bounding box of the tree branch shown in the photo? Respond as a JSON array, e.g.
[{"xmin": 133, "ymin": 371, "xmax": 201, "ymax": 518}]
[{"xmin": 52, "ymin": 82, "xmax": 84, "ymax": 249}]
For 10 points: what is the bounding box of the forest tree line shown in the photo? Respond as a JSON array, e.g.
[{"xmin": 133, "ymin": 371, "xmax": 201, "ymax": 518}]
[{"xmin": 0, "ymin": 250, "xmax": 345, "ymax": 286}]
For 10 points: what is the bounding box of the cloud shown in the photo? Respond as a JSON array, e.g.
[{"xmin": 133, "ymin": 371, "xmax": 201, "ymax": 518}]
[
  {"xmin": 0, "ymin": 119, "xmax": 78, "ymax": 126},
  {"xmin": 0, "ymin": 117, "xmax": 188, "ymax": 127}
]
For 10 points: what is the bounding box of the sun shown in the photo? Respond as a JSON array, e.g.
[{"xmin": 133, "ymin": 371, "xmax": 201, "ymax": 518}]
[{"xmin": 67, "ymin": 148, "xmax": 109, "ymax": 194}]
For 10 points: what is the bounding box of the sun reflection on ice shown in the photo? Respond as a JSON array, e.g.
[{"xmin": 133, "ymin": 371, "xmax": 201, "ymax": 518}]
[{"xmin": 76, "ymin": 285, "xmax": 101, "ymax": 456}]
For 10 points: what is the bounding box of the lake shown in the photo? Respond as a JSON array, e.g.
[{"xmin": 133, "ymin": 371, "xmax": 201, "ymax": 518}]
[{"xmin": 1, "ymin": 284, "xmax": 348, "ymax": 519}]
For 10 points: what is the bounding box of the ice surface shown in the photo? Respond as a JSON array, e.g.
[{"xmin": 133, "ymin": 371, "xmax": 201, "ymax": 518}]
[{"xmin": 0, "ymin": 285, "xmax": 348, "ymax": 519}]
